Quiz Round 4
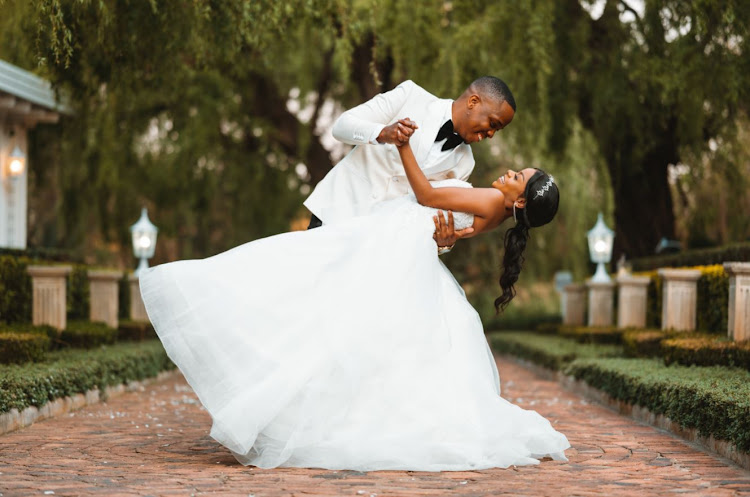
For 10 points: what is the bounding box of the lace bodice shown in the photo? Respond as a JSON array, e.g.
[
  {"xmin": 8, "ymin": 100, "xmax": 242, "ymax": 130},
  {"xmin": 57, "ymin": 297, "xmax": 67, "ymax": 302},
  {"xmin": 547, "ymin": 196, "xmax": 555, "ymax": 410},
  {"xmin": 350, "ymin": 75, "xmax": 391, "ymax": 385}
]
[{"xmin": 425, "ymin": 179, "xmax": 475, "ymax": 231}]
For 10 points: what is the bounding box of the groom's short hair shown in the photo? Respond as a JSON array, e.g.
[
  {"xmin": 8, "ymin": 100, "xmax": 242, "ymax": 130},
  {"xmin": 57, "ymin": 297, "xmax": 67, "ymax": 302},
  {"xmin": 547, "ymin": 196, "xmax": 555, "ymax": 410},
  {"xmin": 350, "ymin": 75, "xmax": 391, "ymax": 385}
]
[{"xmin": 471, "ymin": 76, "xmax": 516, "ymax": 112}]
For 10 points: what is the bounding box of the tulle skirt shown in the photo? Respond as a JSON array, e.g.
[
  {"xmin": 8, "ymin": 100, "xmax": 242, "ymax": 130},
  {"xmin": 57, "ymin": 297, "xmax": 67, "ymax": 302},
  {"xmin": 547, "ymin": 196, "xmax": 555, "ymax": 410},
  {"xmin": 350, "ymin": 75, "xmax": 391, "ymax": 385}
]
[{"xmin": 139, "ymin": 196, "xmax": 569, "ymax": 471}]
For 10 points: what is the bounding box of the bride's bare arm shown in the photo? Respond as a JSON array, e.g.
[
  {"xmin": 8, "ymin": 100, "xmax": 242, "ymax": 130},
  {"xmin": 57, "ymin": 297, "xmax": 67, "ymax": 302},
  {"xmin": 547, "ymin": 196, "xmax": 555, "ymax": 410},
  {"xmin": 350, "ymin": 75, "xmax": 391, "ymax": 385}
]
[{"xmin": 397, "ymin": 142, "xmax": 505, "ymax": 222}]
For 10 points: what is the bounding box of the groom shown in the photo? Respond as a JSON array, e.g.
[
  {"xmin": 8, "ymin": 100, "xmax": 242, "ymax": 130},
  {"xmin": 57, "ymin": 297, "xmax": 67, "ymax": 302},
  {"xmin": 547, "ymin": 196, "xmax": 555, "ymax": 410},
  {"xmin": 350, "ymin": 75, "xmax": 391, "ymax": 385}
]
[{"xmin": 305, "ymin": 76, "xmax": 516, "ymax": 253}]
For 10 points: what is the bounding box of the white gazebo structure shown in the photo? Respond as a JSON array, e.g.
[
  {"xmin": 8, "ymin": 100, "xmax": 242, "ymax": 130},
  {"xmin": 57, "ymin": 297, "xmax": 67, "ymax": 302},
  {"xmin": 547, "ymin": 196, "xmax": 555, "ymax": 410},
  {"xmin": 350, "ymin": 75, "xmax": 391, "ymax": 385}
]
[{"xmin": 0, "ymin": 59, "xmax": 71, "ymax": 249}]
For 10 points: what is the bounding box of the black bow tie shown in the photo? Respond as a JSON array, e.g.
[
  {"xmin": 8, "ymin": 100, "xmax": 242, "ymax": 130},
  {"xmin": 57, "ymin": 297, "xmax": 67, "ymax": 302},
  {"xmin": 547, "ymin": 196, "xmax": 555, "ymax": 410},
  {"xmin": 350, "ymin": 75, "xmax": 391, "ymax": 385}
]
[{"xmin": 435, "ymin": 119, "xmax": 464, "ymax": 151}]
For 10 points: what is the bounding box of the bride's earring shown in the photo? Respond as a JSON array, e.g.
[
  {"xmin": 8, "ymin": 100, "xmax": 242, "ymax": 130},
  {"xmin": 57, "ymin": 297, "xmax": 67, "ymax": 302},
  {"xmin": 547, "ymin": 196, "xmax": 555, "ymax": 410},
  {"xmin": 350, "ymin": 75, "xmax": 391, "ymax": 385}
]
[{"xmin": 513, "ymin": 203, "xmax": 518, "ymax": 223}]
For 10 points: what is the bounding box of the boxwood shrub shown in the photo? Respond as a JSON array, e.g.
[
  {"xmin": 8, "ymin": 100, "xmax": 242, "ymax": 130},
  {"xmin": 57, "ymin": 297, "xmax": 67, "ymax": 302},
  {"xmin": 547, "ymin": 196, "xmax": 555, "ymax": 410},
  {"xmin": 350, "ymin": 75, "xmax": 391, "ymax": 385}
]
[
  {"xmin": 0, "ymin": 255, "xmax": 33, "ymax": 324},
  {"xmin": 0, "ymin": 332, "xmax": 50, "ymax": 364},
  {"xmin": 60, "ymin": 321, "xmax": 118, "ymax": 349},
  {"xmin": 661, "ymin": 335, "xmax": 750, "ymax": 371},
  {"xmin": 0, "ymin": 340, "xmax": 174, "ymax": 414},
  {"xmin": 558, "ymin": 325, "xmax": 623, "ymax": 344},
  {"xmin": 622, "ymin": 329, "xmax": 669, "ymax": 358},
  {"xmin": 117, "ymin": 320, "xmax": 156, "ymax": 341},
  {"xmin": 566, "ymin": 358, "xmax": 750, "ymax": 452},
  {"xmin": 488, "ymin": 332, "xmax": 622, "ymax": 371},
  {"xmin": 66, "ymin": 265, "xmax": 90, "ymax": 321},
  {"xmin": 630, "ymin": 242, "xmax": 750, "ymax": 272}
]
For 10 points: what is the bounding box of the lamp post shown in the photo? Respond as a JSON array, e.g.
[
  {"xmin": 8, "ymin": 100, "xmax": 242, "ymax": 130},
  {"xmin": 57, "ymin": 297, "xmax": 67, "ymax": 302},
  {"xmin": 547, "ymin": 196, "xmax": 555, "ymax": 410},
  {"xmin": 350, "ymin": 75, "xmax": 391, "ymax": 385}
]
[
  {"xmin": 130, "ymin": 208, "xmax": 158, "ymax": 277},
  {"xmin": 587, "ymin": 212, "xmax": 615, "ymax": 283}
]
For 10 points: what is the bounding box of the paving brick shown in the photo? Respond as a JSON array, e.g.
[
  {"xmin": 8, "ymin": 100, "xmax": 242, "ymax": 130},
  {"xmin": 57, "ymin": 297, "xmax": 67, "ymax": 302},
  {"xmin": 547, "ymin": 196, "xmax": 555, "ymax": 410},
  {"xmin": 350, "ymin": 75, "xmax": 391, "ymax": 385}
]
[{"xmin": 1, "ymin": 356, "xmax": 749, "ymax": 496}]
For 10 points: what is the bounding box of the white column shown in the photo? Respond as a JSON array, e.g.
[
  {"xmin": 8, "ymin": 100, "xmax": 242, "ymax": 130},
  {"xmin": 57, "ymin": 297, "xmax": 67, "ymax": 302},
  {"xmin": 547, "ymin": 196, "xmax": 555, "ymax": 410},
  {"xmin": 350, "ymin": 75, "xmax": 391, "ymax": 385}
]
[
  {"xmin": 586, "ymin": 280, "xmax": 615, "ymax": 327},
  {"xmin": 128, "ymin": 274, "xmax": 149, "ymax": 322},
  {"xmin": 27, "ymin": 265, "xmax": 72, "ymax": 330},
  {"xmin": 563, "ymin": 283, "xmax": 586, "ymax": 326},
  {"xmin": 616, "ymin": 275, "xmax": 651, "ymax": 329},
  {"xmin": 724, "ymin": 262, "xmax": 750, "ymax": 342},
  {"xmin": 658, "ymin": 268, "xmax": 702, "ymax": 332},
  {"xmin": 88, "ymin": 270, "xmax": 123, "ymax": 329}
]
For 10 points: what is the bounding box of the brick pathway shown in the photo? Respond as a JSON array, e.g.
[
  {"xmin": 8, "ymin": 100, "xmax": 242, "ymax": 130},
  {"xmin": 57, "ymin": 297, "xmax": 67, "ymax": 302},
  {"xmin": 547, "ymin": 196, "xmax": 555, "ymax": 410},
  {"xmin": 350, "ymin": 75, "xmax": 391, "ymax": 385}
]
[{"xmin": 1, "ymin": 356, "xmax": 749, "ymax": 497}]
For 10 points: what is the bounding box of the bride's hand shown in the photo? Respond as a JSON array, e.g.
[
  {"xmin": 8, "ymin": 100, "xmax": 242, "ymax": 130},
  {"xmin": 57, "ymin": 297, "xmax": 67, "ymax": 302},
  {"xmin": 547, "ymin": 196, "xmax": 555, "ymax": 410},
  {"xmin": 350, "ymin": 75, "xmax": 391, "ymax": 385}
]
[
  {"xmin": 378, "ymin": 118, "xmax": 418, "ymax": 147},
  {"xmin": 433, "ymin": 210, "xmax": 475, "ymax": 249}
]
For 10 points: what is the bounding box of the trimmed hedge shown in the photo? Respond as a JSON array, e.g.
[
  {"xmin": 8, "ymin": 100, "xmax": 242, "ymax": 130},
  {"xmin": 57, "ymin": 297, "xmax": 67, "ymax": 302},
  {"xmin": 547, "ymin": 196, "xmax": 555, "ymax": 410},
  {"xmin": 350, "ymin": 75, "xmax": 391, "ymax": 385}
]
[
  {"xmin": 0, "ymin": 340, "xmax": 174, "ymax": 414},
  {"xmin": 488, "ymin": 332, "xmax": 623, "ymax": 371},
  {"xmin": 0, "ymin": 332, "xmax": 50, "ymax": 364},
  {"xmin": 60, "ymin": 321, "xmax": 118, "ymax": 349},
  {"xmin": 119, "ymin": 274, "xmax": 131, "ymax": 320},
  {"xmin": 66, "ymin": 265, "xmax": 90, "ymax": 321},
  {"xmin": 117, "ymin": 320, "xmax": 156, "ymax": 341},
  {"xmin": 696, "ymin": 265, "xmax": 728, "ymax": 334},
  {"xmin": 0, "ymin": 246, "xmax": 80, "ymax": 263},
  {"xmin": 558, "ymin": 325, "xmax": 623, "ymax": 344},
  {"xmin": 485, "ymin": 313, "xmax": 561, "ymax": 332},
  {"xmin": 621, "ymin": 329, "xmax": 668, "ymax": 357},
  {"xmin": 566, "ymin": 358, "xmax": 750, "ymax": 452},
  {"xmin": 0, "ymin": 255, "xmax": 33, "ymax": 324},
  {"xmin": 631, "ymin": 242, "xmax": 750, "ymax": 272},
  {"xmin": 662, "ymin": 335, "xmax": 750, "ymax": 371},
  {"xmin": 535, "ymin": 322, "xmax": 561, "ymax": 335}
]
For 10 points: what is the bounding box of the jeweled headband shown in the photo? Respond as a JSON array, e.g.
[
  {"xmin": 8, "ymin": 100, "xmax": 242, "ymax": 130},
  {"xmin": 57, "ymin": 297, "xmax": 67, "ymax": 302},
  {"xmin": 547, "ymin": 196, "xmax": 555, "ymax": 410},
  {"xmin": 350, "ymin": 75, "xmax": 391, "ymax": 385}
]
[{"xmin": 533, "ymin": 176, "xmax": 555, "ymax": 200}]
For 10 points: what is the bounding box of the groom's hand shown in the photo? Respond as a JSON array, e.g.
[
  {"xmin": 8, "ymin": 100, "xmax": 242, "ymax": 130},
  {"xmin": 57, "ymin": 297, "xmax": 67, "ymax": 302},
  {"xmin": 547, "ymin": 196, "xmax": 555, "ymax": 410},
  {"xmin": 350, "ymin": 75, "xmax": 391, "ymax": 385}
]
[
  {"xmin": 377, "ymin": 118, "xmax": 418, "ymax": 146},
  {"xmin": 433, "ymin": 210, "xmax": 474, "ymax": 250}
]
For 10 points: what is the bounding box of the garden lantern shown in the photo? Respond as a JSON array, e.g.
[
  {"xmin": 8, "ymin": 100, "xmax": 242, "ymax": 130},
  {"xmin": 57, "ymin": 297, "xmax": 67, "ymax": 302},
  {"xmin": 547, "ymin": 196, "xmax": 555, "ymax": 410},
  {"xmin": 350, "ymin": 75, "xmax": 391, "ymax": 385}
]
[
  {"xmin": 130, "ymin": 208, "xmax": 158, "ymax": 276},
  {"xmin": 587, "ymin": 212, "xmax": 614, "ymax": 283}
]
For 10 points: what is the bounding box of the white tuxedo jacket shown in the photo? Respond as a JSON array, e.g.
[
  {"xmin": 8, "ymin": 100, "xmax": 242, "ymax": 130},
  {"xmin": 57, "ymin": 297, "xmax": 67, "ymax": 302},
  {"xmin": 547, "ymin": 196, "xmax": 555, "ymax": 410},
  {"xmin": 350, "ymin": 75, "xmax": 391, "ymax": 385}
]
[{"xmin": 304, "ymin": 80, "xmax": 475, "ymax": 224}]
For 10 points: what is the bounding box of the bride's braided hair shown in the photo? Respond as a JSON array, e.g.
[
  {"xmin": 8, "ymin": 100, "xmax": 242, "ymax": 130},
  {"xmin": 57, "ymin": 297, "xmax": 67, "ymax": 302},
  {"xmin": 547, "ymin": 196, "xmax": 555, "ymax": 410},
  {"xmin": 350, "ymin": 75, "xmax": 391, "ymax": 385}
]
[{"xmin": 495, "ymin": 169, "xmax": 559, "ymax": 313}]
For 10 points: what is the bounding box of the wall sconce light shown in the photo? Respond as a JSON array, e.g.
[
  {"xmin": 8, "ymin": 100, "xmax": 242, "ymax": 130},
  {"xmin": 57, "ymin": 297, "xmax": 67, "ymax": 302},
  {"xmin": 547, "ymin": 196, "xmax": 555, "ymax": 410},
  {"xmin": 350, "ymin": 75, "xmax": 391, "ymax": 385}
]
[{"xmin": 7, "ymin": 146, "xmax": 26, "ymax": 178}]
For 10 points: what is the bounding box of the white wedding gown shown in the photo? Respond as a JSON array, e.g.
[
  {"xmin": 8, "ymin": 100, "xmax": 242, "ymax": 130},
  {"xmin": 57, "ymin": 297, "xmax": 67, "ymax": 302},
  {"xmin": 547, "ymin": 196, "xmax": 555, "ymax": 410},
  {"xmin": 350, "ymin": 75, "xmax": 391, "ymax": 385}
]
[{"xmin": 139, "ymin": 179, "xmax": 570, "ymax": 471}]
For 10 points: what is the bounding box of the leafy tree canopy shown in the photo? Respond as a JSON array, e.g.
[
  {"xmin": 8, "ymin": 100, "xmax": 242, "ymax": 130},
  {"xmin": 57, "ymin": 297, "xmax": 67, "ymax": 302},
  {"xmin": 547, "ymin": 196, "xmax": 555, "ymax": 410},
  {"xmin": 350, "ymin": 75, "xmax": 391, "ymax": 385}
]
[{"xmin": 1, "ymin": 0, "xmax": 748, "ymax": 313}]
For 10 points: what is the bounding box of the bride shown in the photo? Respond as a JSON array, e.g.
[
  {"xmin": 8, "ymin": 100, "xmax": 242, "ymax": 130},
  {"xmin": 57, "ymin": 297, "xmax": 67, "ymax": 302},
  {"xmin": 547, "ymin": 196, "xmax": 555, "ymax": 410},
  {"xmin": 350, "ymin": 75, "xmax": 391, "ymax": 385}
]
[{"xmin": 139, "ymin": 119, "xmax": 570, "ymax": 471}]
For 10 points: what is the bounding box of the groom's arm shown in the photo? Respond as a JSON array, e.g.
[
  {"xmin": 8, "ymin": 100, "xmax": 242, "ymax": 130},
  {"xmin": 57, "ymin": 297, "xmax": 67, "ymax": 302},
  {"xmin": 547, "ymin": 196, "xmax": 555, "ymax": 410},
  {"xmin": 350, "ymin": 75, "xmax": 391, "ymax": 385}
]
[{"xmin": 332, "ymin": 80, "xmax": 416, "ymax": 146}]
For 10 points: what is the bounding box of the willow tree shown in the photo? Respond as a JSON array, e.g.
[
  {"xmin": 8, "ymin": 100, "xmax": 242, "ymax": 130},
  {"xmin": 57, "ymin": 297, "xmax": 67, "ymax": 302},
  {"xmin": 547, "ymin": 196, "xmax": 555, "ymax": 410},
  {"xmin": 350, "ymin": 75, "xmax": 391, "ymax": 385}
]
[{"xmin": 3, "ymin": 0, "xmax": 748, "ymax": 279}]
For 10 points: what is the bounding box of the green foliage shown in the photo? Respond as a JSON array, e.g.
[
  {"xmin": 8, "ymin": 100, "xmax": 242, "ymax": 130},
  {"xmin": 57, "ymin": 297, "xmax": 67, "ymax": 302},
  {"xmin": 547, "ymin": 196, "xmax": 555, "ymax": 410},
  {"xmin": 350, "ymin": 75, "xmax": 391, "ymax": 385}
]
[
  {"xmin": 485, "ymin": 312, "xmax": 561, "ymax": 332},
  {"xmin": 0, "ymin": 340, "xmax": 174, "ymax": 413},
  {"xmin": 622, "ymin": 329, "xmax": 669, "ymax": 358},
  {"xmin": 535, "ymin": 322, "xmax": 561, "ymax": 335},
  {"xmin": 117, "ymin": 320, "xmax": 156, "ymax": 342},
  {"xmin": 558, "ymin": 325, "xmax": 623, "ymax": 344},
  {"xmin": 66, "ymin": 265, "xmax": 89, "ymax": 321},
  {"xmin": 0, "ymin": 332, "xmax": 49, "ymax": 364},
  {"xmin": 631, "ymin": 243, "xmax": 750, "ymax": 272},
  {"xmin": 640, "ymin": 270, "xmax": 663, "ymax": 329},
  {"xmin": 60, "ymin": 321, "xmax": 117, "ymax": 349},
  {"xmin": 566, "ymin": 358, "xmax": 750, "ymax": 453},
  {"xmin": 118, "ymin": 274, "xmax": 130, "ymax": 320},
  {"xmin": 488, "ymin": 331, "xmax": 623, "ymax": 371},
  {"xmin": 0, "ymin": 255, "xmax": 32, "ymax": 324},
  {"xmin": 662, "ymin": 335, "xmax": 750, "ymax": 372},
  {"xmin": 696, "ymin": 266, "xmax": 729, "ymax": 334},
  {"xmin": 1, "ymin": 1, "xmax": 749, "ymax": 316}
]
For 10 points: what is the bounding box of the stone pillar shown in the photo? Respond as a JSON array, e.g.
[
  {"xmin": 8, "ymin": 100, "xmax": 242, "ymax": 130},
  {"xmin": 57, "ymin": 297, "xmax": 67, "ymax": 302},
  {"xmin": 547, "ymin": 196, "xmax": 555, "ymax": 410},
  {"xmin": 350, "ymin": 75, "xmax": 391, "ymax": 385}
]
[
  {"xmin": 616, "ymin": 275, "xmax": 651, "ymax": 329},
  {"xmin": 27, "ymin": 265, "xmax": 72, "ymax": 330},
  {"xmin": 586, "ymin": 280, "xmax": 615, "ymax": 327},
  {"xmin": 724, "ymin": 262, "xmax": 750, "ymax": 342},
  {"xmin": 658, "ymin": 268, "xmax": 701, "ymax": 332},
  {"xmin": 128, "ymin": 274, "xmax": 149, "ymax": 322},
  {"xmin": 562, "ymin": 283, "xmax": 586, "ymax": 326},
  {"xmin": 88, "ymin": 270, "xmax": 123, "ymax": 328}
]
